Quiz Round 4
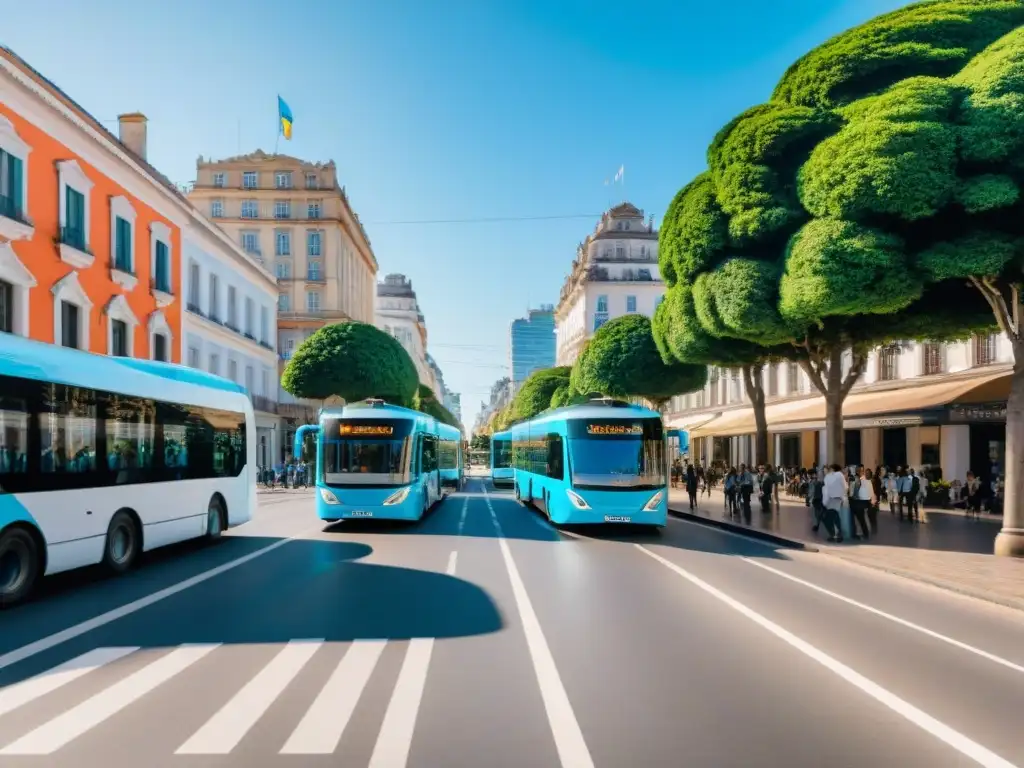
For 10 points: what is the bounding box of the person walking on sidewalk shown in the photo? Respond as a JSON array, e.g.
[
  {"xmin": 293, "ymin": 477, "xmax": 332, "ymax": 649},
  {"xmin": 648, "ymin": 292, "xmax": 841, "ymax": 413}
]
[
  {"xmin": 850, "ymin": 466, "xmax": 875, "ymax": 539},
  {"xmin": 760, "ymin": 464, "xmax": 776, "ymax": 514},
  {"xmin": 685, "ymin": 463, "xmax": 699, "ymax": 510},
  {"xmin": 883, "ymin": 468, "xmax": 899, "ymax": 515},
  {"xmin": 724, "ymin": 467, "xmax": 738, "ymax": 515},
  {"xmin": 738, "ymin": 464, "xmax": 755, "ymax": 519},
  {"xmin": 822, "ymin": 464, "xmax": 846, "ymax": 542},
  {"xmin": 899, "ymin": 468, "xmax": 921, "ymax": 522},
  {"xmin": 869, "ymin": 467, "xmax": 882, "ymax": 534},
  {"xmin": 809, "ymin": 469, "xmax": 825, "ymax": 533}
]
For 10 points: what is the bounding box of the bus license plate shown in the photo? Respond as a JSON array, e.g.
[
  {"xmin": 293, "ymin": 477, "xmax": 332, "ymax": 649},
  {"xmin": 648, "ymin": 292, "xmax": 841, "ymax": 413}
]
[
  {"xmin": 350, "ymin": 511, "xmax": 373, "ymax": 518},
  {"xmin": 604, "ymin": 516, "xmax": 630, "ymax": 523}
]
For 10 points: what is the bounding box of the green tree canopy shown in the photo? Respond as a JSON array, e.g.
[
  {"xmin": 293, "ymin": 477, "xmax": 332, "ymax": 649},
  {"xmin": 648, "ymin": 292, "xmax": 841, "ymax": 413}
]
[
  {"xmin": 657, "ymin": 0, "xmax": 1024, "ymax": 554},
  {"xmin": 571, "ymin": 314, "xmax": 707, "ymax": 407},
  {"xmin": 281, "ymin": 321, "xmax": 419, "ymax": 405},
  {"xmin": 508, "ymin": 367, "xmax": 573, "ymax": 423},
  {"xmin": 413, "ymin": 384, "xmax": 461, "ymax": 429}
]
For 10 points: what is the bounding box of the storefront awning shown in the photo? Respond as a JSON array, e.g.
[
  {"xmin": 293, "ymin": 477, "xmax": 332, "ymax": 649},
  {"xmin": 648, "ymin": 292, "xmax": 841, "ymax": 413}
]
[
  {"xmin": 686, "ymin": 370, "xmax": 1011, "ymax": 439},
  {"xmin": 665, "ymin": 411, "xmax": 720, "ymax": 432}
]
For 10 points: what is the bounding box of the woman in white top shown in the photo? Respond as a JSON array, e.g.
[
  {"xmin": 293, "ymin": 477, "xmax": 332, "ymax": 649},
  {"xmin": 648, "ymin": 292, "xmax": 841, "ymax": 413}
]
[{"xmin": 850, "ymin": 467, "xmax": 875, "ymax": 539}]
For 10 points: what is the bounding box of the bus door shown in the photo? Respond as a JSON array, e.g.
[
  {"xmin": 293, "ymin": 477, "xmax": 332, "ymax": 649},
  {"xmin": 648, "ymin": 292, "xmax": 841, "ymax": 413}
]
[{"xmin": 420, "ymin": 434, "xmax": 440, "ymax": 505}]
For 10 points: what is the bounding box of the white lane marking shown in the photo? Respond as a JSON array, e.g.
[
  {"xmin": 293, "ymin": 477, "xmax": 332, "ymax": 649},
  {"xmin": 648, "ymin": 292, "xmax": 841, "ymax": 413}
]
[
  {"xmin": 743, "ymin": 558, "xmax": 1024, "ymax": 675},
  {"xmin": 457, "ymin": 496, "xmax": 469, "ymax": 535},
  {"xmin": 280, "ymin": 640, "xmax": 387, "ymax": 755},
  {"xmin": 0, "ymin": 644, "xmax": 219, "ymax": 756},
  {"xmin": 0, "ymin": 526, "xmax": 321, "ymax": 673},
  {"xmin": 0, "ymin": 647, "xmax": 139, "ymax": 719},
  {"xmin": 366, "ymin": 550, "xmax": 456, "ymax": 767},
  {"xmin": 482, "ymin": 487, "xmax": 594, "ymax": 768},
  {"xmin": 177, "ymin": 639, "xmax": 322, "ymax": 755},
  {"xmin": 635, "ymin": 544, "xmax": 1017, "ymax": 768}
]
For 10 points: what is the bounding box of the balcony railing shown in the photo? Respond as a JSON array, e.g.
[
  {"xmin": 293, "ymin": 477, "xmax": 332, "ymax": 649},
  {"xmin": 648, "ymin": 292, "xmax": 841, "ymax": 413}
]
[
  {"xmin": 250, "ymin": 394, "xmax": 279, "ymax": 414},
  {"xmin": 259, "ymin": 339, "xmax": 275, "ymax": 351},
  {"xmin": 187, "ymin": 301, "xmax": 203, "ymax": 315},
  {"xmin": 225, "ymin": 320, "xmax": 240, "ymax": 333},
  {"xmin": 0, "ymin": 194, "xmax": 31, "ymax": 225},
  {"xmin": 244, "ymin": 331, "xmax": 256, "ymax": 341}
]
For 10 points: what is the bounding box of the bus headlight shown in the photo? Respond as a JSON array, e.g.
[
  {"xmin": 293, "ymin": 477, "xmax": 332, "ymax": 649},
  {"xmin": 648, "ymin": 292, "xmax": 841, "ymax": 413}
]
[
  {"xmin": 566, "ymin": 489, "xmax": 591, "ymax": 510},
  {"xmin": 383, "ymin": 486, "xmax": 411, "ymax": 506},
  {"xmin": 642, "ymin": 491, "xmax": 664, "ymax": 512},
  {"xmin": 319, "ymin": 488, "xmax": 341, "ymax": 505}
]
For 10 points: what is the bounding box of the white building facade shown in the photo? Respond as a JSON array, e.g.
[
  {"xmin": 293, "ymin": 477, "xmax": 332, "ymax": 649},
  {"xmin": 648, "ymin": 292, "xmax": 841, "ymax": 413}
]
[
  {"xmin": 182, "ymin": 228, "xmax": 281, "ymax": 467},
  {"xmin": 374, "ymin": 273, "xmax": 436, "ymax": 394},
  {"xmin": 555, "ymin": 203, "xmax": 663, "ymax": 366},
  {"xmin": 668, "ymin": 334, "xmax": 1012, "ymax": 492}
]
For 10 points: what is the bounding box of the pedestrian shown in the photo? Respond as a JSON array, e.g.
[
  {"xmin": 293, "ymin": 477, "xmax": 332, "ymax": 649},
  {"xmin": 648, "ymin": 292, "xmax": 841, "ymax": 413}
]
[
  {"xmin": 822, "ymin": 463, "xmax": 846, "ymax": 542},
  {"xmin": 760, "ymin": 464, "xmax": 776, "ymax": 514},
  {"xmin": 850, "ymin": 466, "xmax": 874, "ymax": 539},
  {"xmin": 809, "ymin": 469, "xmax": 825, "ymax": 532},
  {"xmin": 724, "ymin": 467, "xmax": 738, "ymax": 515},
  {"xmin": 965, "ymin": 471, "xmax": 982, "ymax": 518},
  {"xmin": 869, "ymin": 467, "xmax": 882, "ymax": 535},
  {"xmin": 738, "ymin": 464, "xmax": 755, "ymax": 519},
  {"xmin": 686, "ymin": 464, "xmax": 699, "ymax": 510}
]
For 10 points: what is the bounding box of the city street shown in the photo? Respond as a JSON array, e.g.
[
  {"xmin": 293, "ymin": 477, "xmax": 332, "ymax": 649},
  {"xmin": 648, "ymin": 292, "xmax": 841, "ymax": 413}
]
[{"xmin": 1, "ymin": 475, "xmax": 1024, "ymax": 767}]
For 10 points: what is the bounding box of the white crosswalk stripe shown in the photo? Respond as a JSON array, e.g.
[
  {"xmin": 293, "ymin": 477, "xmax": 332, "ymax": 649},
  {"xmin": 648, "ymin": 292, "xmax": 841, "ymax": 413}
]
[
  {"xmin": 177, "ymin": 639, "xmax": 323, "ymax": 755},
  {"xmin": 0, "ymin": 644, "xmax": 219, "ymax": 756},
  {"xmin": 280, "ymin": 639, "xmax": 388, "ymax": 755}
]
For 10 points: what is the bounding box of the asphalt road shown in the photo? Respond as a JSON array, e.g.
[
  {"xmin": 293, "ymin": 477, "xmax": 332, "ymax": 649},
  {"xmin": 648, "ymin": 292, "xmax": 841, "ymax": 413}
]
[{"xmin": 2, "ymin": 473, "xmax": 1024, "ymax": 767}]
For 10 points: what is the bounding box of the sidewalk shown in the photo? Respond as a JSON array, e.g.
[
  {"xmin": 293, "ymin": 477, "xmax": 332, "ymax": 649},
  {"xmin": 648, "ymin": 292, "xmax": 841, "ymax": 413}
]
[{"xmin": 668, "ymin": 487, "xmax": 1024, "ymax": 612}]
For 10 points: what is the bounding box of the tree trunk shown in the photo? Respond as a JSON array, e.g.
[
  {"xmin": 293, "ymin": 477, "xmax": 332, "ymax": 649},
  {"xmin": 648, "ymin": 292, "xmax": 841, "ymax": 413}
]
[
  {"xmin": 995, "ymin": 337, "xmax": 1024, "ymax": 557},
  {"xmin": 799, "ymin": 345, "xmax": 867, "ymax": 468},
  {"xmin": 742, "ymin": 364, "xmax": 768, "ymax": 465}
]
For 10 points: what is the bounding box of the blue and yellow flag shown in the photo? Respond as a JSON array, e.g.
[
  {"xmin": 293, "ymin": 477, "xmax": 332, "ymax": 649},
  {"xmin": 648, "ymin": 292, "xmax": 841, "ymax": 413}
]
[{"xmin": 278, "ymin": 96, "xmax": 293, "ymax": 140}]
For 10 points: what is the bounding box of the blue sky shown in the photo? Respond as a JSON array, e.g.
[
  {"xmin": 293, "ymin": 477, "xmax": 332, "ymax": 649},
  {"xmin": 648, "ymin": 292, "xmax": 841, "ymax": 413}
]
[{"xmin": 5, "ymin": 0, "xmax": 907, "ymax": 429}]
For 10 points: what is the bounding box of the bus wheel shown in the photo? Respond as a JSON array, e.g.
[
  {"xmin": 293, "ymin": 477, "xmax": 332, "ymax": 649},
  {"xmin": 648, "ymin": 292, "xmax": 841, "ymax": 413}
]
[
  {"xmin": 103, "ymin": 511, "xmax": 140, "ymax": 575},
  {"xmin": 206, "ymin": 497, "xmax": 225, "ymax": 540},
  {"xmin": 0, "ymin": 527, "xmax": 40, "ymax": 608}
]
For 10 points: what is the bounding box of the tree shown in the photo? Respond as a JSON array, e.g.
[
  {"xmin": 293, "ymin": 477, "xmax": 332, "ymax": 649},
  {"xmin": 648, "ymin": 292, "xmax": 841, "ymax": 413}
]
[
  {"xmin": 571, "ymin": 314, "xmax": 707, "ymax": 409},
  {"xmin": 549, "ymin": 382, "xmax": 588, "ymax": 409},
  {"xmin": 470, "ymin": 433, "xmax": 491, "ymax": 452},
  {"xmin": 413, "ymin": 384, "xmax": 461, "ymax": 429},
  {"xmin": 658, "ymin": 0, "xmax": 1024, "ymax": 555},
  {"xmin": 281, "ymin": 321, "xmax": 419, "ymax": 405},
  {"xmin": 508, "ymin": 367, "xmax": 574, "ymax": 423}
]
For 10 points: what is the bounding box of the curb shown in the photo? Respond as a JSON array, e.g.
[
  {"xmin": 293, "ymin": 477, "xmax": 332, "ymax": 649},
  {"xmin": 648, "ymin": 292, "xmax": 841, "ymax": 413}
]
[{"xmin": 667, "ymin": 507, "xmax": 819, "ymax": 552}]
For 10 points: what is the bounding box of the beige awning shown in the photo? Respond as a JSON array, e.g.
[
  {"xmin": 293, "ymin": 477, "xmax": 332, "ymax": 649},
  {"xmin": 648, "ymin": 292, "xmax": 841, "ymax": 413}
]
[
  {"xmin": 665, "ymin": 411, "xmax": 720, "ymax": 431},
  {"xmin": 687, "ymin": 371, "xmax": 1011, "ymax": 439}
]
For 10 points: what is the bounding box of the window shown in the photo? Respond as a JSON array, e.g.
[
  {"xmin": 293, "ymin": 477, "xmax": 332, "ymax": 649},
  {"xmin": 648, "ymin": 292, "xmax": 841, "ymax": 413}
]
[
  {"xmin": 278, "ymin": 293, "xmax": 290, "ymax": 311},
  {"xmin": 275, "ymin": 230, "xmax": 291, "ymax": 256},
  {"xmin": 787, "ymin": 362, "xmax": 799, "ymax": 394},
  {"xmin": 188, "ymin": 261, "xmax": 200, "ymax": 309},
  {"xmin": 307, "ymin": 201, "xmax": 321, "ymax": 219},
  {"xmin": 114, "ymin": 217, "xmax": 132, "ymax": 272},
  {"xmin": 306, "ymin": 291, "xmax": 321, "ymax": 311},
  {"xmin": 261, "ymin": 370, "xmax": 269, "ymax": 398},
  {"xmin": 104, "ymin": 292, "xmax": 139, "ymax": 358},
  {"xmin": 767, "ymin": 364, "xmax": 778, "ymax": 397},
  {"xmin": 153, "ymin": 333, "xmax": 167, "ymax": 362},
  {"xmin": 61, "ymin": 301, "xmax": 79, "ymax": 349},
  {"xmin": 307, "ymin": 230, "xmax": 321, "ymax": 256},
  {"xmin": 0, "ymin": 148, "xmax": 25, "ymax": 221},
  {"xmin": 240, "ymin": 200, "xmax": 258, "ymax": 218},
  {"xmin": 211, "ymin": 200, "xmax": 224, "ymax": 218},
  {"xmin": 596, "ymin": 295, "xmax": 608, "ymax": 313},
  {"xmin": 188, "ymin": 347, "xmax": 200, "ymax": 368},
  {"xmin": 260, "ymin": 307, "xmax": 269, "ymax": 342},
  {"xmin": 307, "ymin": 261, "xmax": 321, "ymax": 280},
  {"xmin": 923, "ymin": 342, "xmax": 943, "ymax": 376},
  {"xmin": 153, "ymin": 240, "xmax": 170, "ymax": 293},
  {"xmin": 208, "ymin": 273, "xmax": 219, "ymax": 319},
  {"xmin": 245, "ymin": 366, "xmax": 254, "ymax": 392},
  {"xmin": 212, "ymin": 172, "xmax": 225, "ymax": 188},
  {"xmin": 615, "ymin": 243, "xmax": 625, "ymax": 259},
  {"xmin": 243, "ymin": 171, "xmax": 258, "ymax": 189},
  {"xmin": 209, "ymin": 353, "xmax": 220, "ymax": 376},
  {"xmin": 241, "ymin": 232, "xmax": 260, "ymax": 255},
  {"xmin": 245, "ymin": 297, "xmax": 254, "ymax": 336},
  {"xmin": 274, "ymin": 200, "xmax": 291, "ymax": 219},
  {"xmin": 63, "ymin": 187, "xmax": 87, "ymax": 250},
  {"xmin": 626, "ymin": 295, "xmax": 637, "ymax": 313},
  {"xmin": 0, "ymin": 279, "xmax": 12, "ymax": 334},
  {"xmin": 974, "ymin": 333, "xmax": 997, "ymax": 367},
  {"xmin": 111, "ymin": 320, "xmax": 128, "ymax": 357},
  {"xmin": 276, "ymin": 261, "xmax": 291, "ymax": 278},
  {"xmin": 275, "ymin": 171, "xmax": 292, "ymax": 189},
  {"xmin": 228, "ymin": 359, "xmax": 238, "ymax": 382},
  {"xmin": 57, "ymin": 160, "xmax": 94, "ymax": 265},
  {"xmin": 878, "ymin": 344, "xmax": 899, "ymax": 381},
  {"xmin": 227, "ymin": 286, "xmax": 238, "ymax": 327},
  {"xmin": 109, "ymin": 196, "xmax": 137, "ymax": 284},
  {"xmin": 305, "ymin": 172, "xmax": 318, "ymax": 189}
]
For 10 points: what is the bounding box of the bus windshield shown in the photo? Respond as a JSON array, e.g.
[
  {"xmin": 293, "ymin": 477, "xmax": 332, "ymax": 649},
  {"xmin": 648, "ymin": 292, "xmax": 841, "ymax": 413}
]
[
  {"xmin": 438, "ymin": 440, "xmax": 459, "ymax": 470},
  {"xmin": 492, "ymin": 439, "xmax": 511, "ymax": 469},
  {"xmin": 321, "ymin": 419, "xmax": 413, "ymax": 486},
  {"xmin": 567, "ymin": 418, "xmax": 665, "ymax": 491}
]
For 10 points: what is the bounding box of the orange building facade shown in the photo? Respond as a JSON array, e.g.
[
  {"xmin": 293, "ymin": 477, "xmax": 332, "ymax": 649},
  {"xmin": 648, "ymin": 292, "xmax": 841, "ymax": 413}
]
[{"xmin": 0, "ymin": 48, "xmax": 184, "ymax": 360}]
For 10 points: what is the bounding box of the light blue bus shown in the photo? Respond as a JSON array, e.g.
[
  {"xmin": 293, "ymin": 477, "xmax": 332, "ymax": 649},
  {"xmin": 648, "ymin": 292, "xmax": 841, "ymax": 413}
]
[
  {"xmin": 295, "ymin": 399, "xmax": 447, "ymax": 522},
  {"xmin": 1, "ymin": 334, "xmax": 254, "ymax": 607},
  {"xmin": 437, "ymin": 423, "xmax": 465, "ymax": 491},
  {"xmin": 490, "ymin": 430, "xmax": 513, "ymax": 488},
  {"xmin": 508, "ymin": 399, "xmax": 667, "ymax": 527}
]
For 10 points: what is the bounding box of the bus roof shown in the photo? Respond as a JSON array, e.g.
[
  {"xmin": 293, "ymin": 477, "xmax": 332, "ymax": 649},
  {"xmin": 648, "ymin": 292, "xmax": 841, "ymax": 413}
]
[
  {"xmin": 318, "ymin": 400, "xmax": 436, "ymax": 427},
  {"xmin": 491, "ymin": 430, "xmax": 511, "ymax": 440},
  {"xmin": 0, "ymin": 332, "xmax": 250, "ymax": 410},
  {"xmin": 437, "ymin": 422, "xmax": 462, "ymax": 441},
  {"xmin": 508, "ymin": 401, "xmax": 661, "ymax": 432}
]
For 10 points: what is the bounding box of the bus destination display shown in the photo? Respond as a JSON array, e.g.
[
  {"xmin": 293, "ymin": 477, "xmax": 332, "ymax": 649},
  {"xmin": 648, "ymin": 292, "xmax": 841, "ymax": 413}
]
[
  {"xmin": 340, "ymin": 424, "xmax": 394, "ymax": 436},
  {"xmin": 586, "ymin": 423, "xmax": 643, "ymax": 436}
]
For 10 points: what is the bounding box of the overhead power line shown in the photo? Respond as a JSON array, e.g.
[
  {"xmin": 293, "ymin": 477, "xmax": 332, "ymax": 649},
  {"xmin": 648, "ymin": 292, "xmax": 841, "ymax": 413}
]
[{"xmin": 364, "ymin": 213, "xmax": 602, "ymax": 225}]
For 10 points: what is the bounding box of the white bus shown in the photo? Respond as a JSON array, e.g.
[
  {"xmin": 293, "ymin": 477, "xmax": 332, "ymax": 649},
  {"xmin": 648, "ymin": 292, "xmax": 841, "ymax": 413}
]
[{"xmin": 0, "ymin": 333, "xmax": 255, "ymax": 607}]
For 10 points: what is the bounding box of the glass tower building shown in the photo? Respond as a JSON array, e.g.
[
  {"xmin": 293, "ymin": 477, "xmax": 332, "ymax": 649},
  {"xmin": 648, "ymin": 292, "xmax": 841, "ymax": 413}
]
[{"xmin": 510, "ymin": 305, "xmax": 556, "ymax": 394}]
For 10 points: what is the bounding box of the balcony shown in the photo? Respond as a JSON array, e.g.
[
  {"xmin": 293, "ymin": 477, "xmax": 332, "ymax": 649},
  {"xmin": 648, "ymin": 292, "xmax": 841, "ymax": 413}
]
[
  {"xmin": 149, "ymin": 277, "xmax": 174, "ymax": 308},
  {"xmin": 58, "ymin": 225, "xmax": 94, "ymax": 269},
  {"xmin": 305, "ymin": 272, "xmax": 325, "ymax": 283},
  {"xmin": 187, "ymin": 301, "xmax": 204, "ymax": 316},
  {"xmin": 259, "ymin": 339, "xmax": 275, "ymax": 351},
  {"xmin": 0, "ymin": 194, "xmax": 33, "ymax": 241},
  {"xmin": 225, "ymin": 320, "xmax": 240, "ymax": 333},
  {"xmin": 244, "ymin": 331, "xmax": 256, "ymax": 341},
  {"xmin": 110, "ymin": 257, "xmax": 137, "ymax": 291},
  {"xmin": 250, "ymin": 394, "xmax": 279, "ymax": 414}
]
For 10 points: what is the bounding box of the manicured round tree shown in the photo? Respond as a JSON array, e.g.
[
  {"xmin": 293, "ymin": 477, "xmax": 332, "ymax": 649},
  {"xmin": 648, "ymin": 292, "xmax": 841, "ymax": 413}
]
[
  {"xmin": 571, "ymin": 314, "xmax": 707, "ymax": 409},
  {"xmin": 508, "ymin": 367, "xmax": 573, "ymax": 422},
  {"xmin": 657, "ymin": 0, "xmax": 1024, "ymax": 555},
  {"xmin": 549, "ymin": 383, "xmax": 588, "ymax": 409},
  {"xmin": 281, "ymin": 321, "xmax": 419, "ymax": 406}
]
